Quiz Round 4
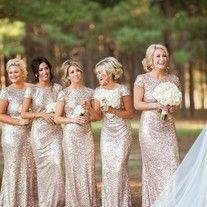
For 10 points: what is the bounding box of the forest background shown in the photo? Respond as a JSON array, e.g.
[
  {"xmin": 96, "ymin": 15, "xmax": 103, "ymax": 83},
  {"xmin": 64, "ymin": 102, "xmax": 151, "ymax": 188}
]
[{"xmin": 0, "ymin": 0, "xmax": 207, "ymax": 118}]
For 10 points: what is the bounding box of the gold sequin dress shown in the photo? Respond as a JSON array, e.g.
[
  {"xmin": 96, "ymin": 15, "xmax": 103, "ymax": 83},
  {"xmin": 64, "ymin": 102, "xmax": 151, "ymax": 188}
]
[
  {"xmin": 57, "ymin": 87, "xmax": 97, "ymax": 207},
  {"xmin": 134, "ymin": 73, "xmax": 180, "ymax": 207},
  {"xmin": 94, "ymin": 85, "xmax": 132, "ymax": 207},
  {"xmin": 24, "ymin": 84, "xmax": 65, "ymax": 207},
  {"xmin": 0, "ymin": 87, "xmax": 37, "ymax": 207}
]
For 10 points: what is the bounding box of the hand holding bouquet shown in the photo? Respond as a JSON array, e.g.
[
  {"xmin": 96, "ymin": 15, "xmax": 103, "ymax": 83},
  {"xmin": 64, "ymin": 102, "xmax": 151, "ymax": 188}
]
[
  {"xmin": 72, "ymin": 105, "xmax": 86, "ymax": 117},
  {"xmin": 153, "ymin": 82, "xmax": 182, "ymax": 121},
  {"xmin": 95, "ymin": 89, "xmax": 120, "ymax": 112}
]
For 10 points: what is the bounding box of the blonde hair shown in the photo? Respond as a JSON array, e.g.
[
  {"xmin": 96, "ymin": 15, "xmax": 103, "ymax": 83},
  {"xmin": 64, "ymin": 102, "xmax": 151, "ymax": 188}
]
[
  {"xmin": 6, "ymin": 58, "xmax": 27, "ymax": 79},
  {"xmin": 61, "ymin": 59, "xmax": 84, "ymax": 86},
  {"xmin": 142, "ymin": 44, "xmax": 169, "ymax": 72},
  {"xmin": 95, "ymin": 57, "xmax": 123, "ymax": 80}
]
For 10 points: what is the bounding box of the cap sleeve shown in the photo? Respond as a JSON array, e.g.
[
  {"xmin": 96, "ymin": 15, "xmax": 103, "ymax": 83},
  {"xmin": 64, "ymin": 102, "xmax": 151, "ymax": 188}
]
[
  {"xmin": 57, "ymin": 90, "xmax": 65, "ymax": 102},
  {"xmin": 0, "ymin": 88, "xmax": 8, "ymax": 100},
  {"xmin": 24, "ymin": 86, "xmax": 34, "ymax": 98},
  {"xmin": 120, "ymin": 85, "xmax": 130, "ymax": 96},
  {"xmin": 88, "ymin": 88, "xmax": 94, "ymax": 98},
  {"xmin": 134, "ymin": 75, "xmax": 144, "ymax": 88},
  {"xmin": 93, "ymin": 87, "xmax": 100, "ymax": 100}
]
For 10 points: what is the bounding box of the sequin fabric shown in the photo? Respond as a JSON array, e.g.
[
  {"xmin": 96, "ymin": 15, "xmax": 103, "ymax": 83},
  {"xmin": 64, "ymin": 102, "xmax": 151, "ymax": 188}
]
[
  {"xmin": 94, "ymin": 85, "xmax": 132, "ymax": 207},
  {"xmin": 24, "ymin": 84, "xmax": 65, "ymax": 207},
  {"xmin": 134, "ymin": 73, "xmax": 180, "ymax": 207},
  {"xmin": 57, "ymin": 86, "xmax": 97, "ymax": 207},
  {"xmin": 0, "ymin": 87, "xmax": 37, "ymax": 207}
]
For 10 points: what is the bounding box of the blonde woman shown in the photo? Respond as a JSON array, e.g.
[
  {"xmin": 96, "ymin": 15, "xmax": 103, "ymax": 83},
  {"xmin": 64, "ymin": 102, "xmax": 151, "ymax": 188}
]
[
  {"xmin": 92, "ymin": 57, "xmax": 133, "ymax": 207},
  {"xmin": 54, "ymin": 60, "xmax": 97, "ymax": 207},
  {"xmin": 133, "ymin": 44, "xmax": 180, "ymax": 207},
  {"xmin": 21, "ymin": 57, "xmax": 65, "ymax": 207},
  {"xmin": 0, "ymin": 58, "xmax": 37, "ymax": 206}
]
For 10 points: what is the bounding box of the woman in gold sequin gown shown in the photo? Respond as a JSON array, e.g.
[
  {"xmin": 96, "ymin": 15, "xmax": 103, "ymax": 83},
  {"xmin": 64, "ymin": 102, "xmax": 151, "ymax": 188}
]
[
  {"xmin": 21, "ymin": 57, "xmax": 65, "ymax": 207},
  {"xmin": 0, "ymin": 58, "xmax": 37, "ymax": 206},
  {"xmin": 92, "ymin": 57, "xmax": 133, "ymax": 207},
  {"xmin": 55, "ymin": 60, "xmax": 97, "ymax": 207},
  {"xmin": 134, "ymin": 44, "xmax": 180, "ymax": 207}
]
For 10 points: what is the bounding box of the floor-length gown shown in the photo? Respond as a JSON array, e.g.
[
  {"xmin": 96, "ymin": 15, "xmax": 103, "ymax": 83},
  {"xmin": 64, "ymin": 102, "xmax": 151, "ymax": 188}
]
[
  {"xmin": 134, "ymin": 73, "xmax": 180, "ymax": 207},
  {"xmin": 24, "ymin": 84, "xmax": 65, "ymax": 207},
  {"xmin": 94, "ymin": 85, "xmax": 132, "ymax": 207},
  {"xmin": 0, "ymin": 87, "xmax": 37, "ymax": 207},
  {"xmin": 57, "ymin": 86, "xmax": 97, "ymax": 207}
]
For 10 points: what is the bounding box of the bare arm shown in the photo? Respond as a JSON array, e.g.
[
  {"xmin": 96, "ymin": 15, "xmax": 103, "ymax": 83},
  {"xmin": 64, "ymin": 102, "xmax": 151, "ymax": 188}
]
[
  {"xmin": 54, "ymin": 101, "xmax": 69, "ymax": 124},
  {"xmin": 21, "ymin": 97, "xmax": 55, "ymax": 124},
  {"xmin": 133, "ymin": 85, "xmax": 168, "ymax": 111},
  {"xmin": 0, "ymin": 100, "xmax": 22, "ymax": 125},
  {"xmin": 54, "ymin": 100, "xmax": 90, "ymax": 125},
  {"xmin": 88, "ymin": 99, "xmax": 103, "ymax": 121}
]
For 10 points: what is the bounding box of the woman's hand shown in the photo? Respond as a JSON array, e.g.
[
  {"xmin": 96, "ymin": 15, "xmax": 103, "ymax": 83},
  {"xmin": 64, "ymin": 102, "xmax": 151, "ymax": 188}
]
[
  {"xmin": 18, "ymin": 118, "xmax": 30, "ymax": 126},
  {"xmin": 41, "ymin": 112, "xmax": 55, "ymax": 124},
  {"xmin": 70, "ymin": 115, "xmax": 90, "ymax": 125},
  {"xmin": 168, "ymin": 105, "xmax": 179, "ymax": 113},
  {"xmin": 156, "ymin": 103, "xmax": 169, "ymax": 113}
]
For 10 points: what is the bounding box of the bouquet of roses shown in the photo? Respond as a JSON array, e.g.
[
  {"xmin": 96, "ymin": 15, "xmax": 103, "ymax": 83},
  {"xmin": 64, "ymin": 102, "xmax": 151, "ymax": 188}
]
[
  {"xmin": 153, "ymin": 81, "xmax": 182, "ymax": 121},
  {"xmin": 95, "ymin": 89, "xmax": 121, "ymax": 112},
  {"xmin": 45, "ymin": 102, "xmax": 56, "ymax": 113},
  {"xmin": 71, "ymin": 105, "xmax": 86, "ymax": 117}
]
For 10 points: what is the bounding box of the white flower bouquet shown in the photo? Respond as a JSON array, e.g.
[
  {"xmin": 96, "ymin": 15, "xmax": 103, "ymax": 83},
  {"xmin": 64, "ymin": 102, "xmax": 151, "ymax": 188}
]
[
  {"xmin": 72, "ymin": 105, "xmax": 86, "ymax": 117},
  {"xmin": 95, "ymin": 89, "xmax": 121, "ymax": 111},
  {"xmin": 153, "ymin": 81, "xmax": 182, "ymax": 121},
  {"xmin": 45, "ymin": 102, "xmax": 56, "ymax": 113}
]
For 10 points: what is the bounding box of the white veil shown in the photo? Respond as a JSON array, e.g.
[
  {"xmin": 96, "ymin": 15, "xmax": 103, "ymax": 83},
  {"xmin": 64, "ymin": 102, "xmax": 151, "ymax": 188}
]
[{"xmin": 152, "ymin": 126, "xmax": 207, "ymax": 207}]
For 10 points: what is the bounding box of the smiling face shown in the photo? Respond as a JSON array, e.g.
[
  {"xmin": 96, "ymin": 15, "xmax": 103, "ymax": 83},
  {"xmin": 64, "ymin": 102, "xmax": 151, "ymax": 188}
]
[
  {"xmin": 38, "ymin": 62, "xmax": 51, "ymax": 82},
  {"xmin": 8, "ymin": 66, "xmax": 24, "ymax": 84},
  {"xmin": 95, "ymin": 65, "xmax": 111, "ymax": 86},
  {"xmin": 67, "ymin": 65, "xmax": 83, "ymax": 84},
  {"xmin": 152, "ymin": 48, "xmax": 168, "ymax": 70}
]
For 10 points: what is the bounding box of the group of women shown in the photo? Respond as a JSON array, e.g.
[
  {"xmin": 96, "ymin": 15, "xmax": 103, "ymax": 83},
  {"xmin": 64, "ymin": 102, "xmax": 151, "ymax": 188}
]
[{"xmin": 0, "ymin": 43, "xmax": 204, "ymax": 207}]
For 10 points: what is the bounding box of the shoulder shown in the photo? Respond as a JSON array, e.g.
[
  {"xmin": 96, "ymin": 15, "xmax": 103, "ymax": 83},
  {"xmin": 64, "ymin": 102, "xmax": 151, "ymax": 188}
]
[
  {"xmin": 84, "ymin": 86, "xmax": 94, "ymax": 95},
  {"xmin": 24, "ymin": 85, "xmax": 37, "ymax": 97},
  {"xmin": 0, "ymin": 87, "xmax": 9, "ymax": 100},
  {"xmin": 167, "ymin": 74, "xmax": 180, "ymax": 86},
  {"xmin": 134, "ymin": 73, "xmax": 147, "ymax": 87},
  {"xmin": 119, "ymin": 84, "xmax": 131, "ymax": 96},
  {"xmin": 85, "ymin": 86, "xmax": 94, "ymax": 92},
  {"xmin": 25, "ymin": 83, "xmax": 34, "ymax": 87},
  {"xmin": 94, "ymin": 86, "xmax": 102, "ymax": 93},
  {"xmin": 93, "ymin": 86, "xmax": 103, "ymax": 99}
]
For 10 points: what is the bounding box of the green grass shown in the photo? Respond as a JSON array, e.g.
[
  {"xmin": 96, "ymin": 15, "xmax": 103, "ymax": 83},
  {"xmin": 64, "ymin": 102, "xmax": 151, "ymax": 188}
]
[{"xmin": 91, "ymin": 119, "xmax": 206, "ymax": 139}]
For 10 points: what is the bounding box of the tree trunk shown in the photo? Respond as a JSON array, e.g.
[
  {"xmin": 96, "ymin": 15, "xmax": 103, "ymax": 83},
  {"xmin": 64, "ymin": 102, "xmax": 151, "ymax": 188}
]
[
  {"xmin": 0, "ymin": 54, "xmax": 5, "ymax": 88},
  {"xmin": 188, "ymin": 61, "xmax": 195, "ymax": 116},
  {"xmin": 177, "ymin": 63, "xmax": 187, "ymax": 117},
  {"xmin": 200, "ymin": 61, "xmax": 205, "ymax": 109}
]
